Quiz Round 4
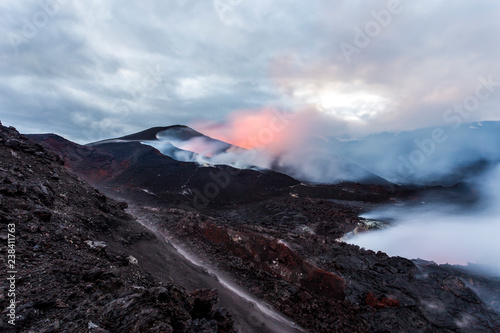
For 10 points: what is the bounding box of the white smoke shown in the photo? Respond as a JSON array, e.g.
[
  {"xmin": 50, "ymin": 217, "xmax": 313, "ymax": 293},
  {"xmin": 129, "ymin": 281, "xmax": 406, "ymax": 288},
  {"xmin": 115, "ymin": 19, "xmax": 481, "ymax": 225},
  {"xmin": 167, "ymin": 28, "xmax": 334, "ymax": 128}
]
[
  {"xmin": 147, "ymin": 135, "xmax": 275, "ymax": 170},
  {"xmin": 142, "ymin": 115, "xmax": 500, "ymax": 274},
  {"xmin": 348, "ymin": 164, "xmax": 500, "ymax": 275},
  {"xmin": 146, "ymin": 113, "xmax": 500, "ymax": 188}
]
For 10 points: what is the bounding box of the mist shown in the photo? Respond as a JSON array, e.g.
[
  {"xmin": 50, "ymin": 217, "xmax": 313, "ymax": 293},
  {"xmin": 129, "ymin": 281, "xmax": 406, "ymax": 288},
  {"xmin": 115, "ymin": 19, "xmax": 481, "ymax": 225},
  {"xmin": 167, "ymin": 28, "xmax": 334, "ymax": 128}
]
[
  {"xmin": 145, "ymin": 110, "xmax": 500, "ymax": 275},
  {"xmin": 148, "ymin": 109, "xmax": 500, "ymax": 186},
  {"xmin": 144, "ymin": 108, "xmax": 375, "ymax": 182},
  {"xmin": 187, "ymin": 108, "xmax": 396, "ymax": 183},
  {"xmin": 348, "ymin": 164, "xmax": 500, "ymax": 275}
]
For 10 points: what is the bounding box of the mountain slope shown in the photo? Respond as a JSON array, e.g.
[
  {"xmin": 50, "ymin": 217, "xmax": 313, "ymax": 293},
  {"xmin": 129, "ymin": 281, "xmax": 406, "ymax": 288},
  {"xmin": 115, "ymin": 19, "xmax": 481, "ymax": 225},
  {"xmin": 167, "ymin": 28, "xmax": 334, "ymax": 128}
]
[
  {"xmin": 28, "ymin": 133, "xmax": 299, "ymax": 209},
  {"xmin": 98, "ymin": 125, "xmax": 204, "ymax": 142},
  {"xmin": 90, "ymin": 125, "xmax": 394, "ymax": 186},
  {"xmin": 23, "ymin": 123, "xmax": 500, "ymax": 332},
  {"xmin": 0, "ymin": 121, "xmax": 236, "ymax": 332},
  {"xmin": 92, "ymin": 125, "xmax": 239, "ymax": 157}
]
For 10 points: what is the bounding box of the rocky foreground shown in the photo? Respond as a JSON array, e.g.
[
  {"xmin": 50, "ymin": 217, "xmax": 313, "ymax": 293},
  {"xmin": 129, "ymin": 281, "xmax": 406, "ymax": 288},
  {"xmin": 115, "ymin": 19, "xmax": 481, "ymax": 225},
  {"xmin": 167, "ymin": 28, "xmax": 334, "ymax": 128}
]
[
  {"xmin": 131, "ymin": 196, "xmax": 500, "ymax": 333},
  {"xmin": 2, "ymin": 121, "xmax": 500, "ymax": 332},
  {"xmin": 0, "ymin": 122, "xmax": 236, "ymax": 332}
]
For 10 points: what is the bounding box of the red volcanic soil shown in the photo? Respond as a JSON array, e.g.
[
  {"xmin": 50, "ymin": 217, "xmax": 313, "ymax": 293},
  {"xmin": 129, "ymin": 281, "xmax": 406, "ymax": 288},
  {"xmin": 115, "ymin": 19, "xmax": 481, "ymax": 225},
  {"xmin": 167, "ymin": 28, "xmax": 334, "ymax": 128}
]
[
  {"xmin": 365, "ymin": 292, "xmax": 400, "ymax": 309},
  {"xmin": 200, "ymin": 222, "xmax": 346, "ymax": 300},
  {"xmin": 26, "ymin": 134, "xmax": 121, "ymax": 183}
]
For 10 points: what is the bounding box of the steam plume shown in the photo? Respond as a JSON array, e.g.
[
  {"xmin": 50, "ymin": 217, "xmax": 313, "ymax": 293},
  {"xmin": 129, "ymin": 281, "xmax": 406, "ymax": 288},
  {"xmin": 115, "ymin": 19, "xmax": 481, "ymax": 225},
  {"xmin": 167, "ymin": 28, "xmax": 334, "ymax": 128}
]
[{"xmin": 349, "ymin": 165, "xmax": 500, "ymax": 275}]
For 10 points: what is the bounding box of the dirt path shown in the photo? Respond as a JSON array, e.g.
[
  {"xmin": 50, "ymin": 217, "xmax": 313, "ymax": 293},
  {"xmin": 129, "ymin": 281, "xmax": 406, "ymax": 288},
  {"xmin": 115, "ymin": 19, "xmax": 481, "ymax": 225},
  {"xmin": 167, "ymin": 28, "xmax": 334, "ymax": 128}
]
[{"xmin": 128, "ymin": 208, "xmax": 306, "ymax": 333}]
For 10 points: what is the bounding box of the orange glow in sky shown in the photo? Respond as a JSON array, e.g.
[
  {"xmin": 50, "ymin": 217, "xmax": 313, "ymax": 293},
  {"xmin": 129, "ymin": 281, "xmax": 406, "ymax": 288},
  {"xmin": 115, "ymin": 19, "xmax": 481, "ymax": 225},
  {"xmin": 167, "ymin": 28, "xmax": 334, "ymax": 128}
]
[{"xmin": 190, "ymin": 108, "xmax": 296, "ymax": 151}]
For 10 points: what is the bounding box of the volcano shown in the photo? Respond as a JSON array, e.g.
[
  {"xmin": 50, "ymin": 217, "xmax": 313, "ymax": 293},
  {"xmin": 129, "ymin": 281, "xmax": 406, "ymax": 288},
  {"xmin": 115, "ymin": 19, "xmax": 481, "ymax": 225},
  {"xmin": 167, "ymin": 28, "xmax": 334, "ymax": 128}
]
[
  {"xmin": 93, "ymin": 125, "xmax": 241, "ymax": 159},
  {"xmin": 29, "ymin": 130, "xmax": 298, "ymax": 210},
  {"xmin": 17, "ymin": 122, "xmax": 500, "ymax": 332},
  {"xmin": 90, "ymin": 125, "xmax": 393, "ymax": 186}
]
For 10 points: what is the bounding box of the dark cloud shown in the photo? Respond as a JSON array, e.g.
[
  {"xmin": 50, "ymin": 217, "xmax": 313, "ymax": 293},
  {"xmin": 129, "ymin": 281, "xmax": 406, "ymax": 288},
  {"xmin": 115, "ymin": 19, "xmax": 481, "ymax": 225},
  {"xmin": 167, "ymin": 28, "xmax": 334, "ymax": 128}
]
[{"xmin": 1, "ymin": 0, "xmax": 499, "ymax": 142}]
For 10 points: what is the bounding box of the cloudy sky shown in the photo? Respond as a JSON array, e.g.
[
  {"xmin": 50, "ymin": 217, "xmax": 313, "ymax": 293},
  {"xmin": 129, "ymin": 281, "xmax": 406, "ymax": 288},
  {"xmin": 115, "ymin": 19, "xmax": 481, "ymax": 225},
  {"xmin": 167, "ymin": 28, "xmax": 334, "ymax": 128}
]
[{"xmin": 1, "ymin": 0, "xmax": 499, "ymax": 143}]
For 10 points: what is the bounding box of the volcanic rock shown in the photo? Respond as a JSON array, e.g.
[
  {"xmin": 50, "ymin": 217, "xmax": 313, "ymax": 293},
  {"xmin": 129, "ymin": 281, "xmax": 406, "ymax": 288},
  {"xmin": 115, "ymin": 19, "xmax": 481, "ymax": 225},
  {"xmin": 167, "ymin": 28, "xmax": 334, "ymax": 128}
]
[{"xmin": 0, "ymin": 123, "xmax": 235, "ymax": 332}]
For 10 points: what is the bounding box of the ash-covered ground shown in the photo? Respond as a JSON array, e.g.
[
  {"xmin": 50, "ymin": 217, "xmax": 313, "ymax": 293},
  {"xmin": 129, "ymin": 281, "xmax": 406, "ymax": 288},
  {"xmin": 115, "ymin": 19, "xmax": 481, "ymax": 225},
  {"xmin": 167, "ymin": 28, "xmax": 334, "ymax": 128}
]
[
  {"xmin": 15, "ymin": 124, "xmax": 500, "ymax": 332},
  {"xmin": 0, "ymin": 122, "xmax": 237, "ymax": 333}
]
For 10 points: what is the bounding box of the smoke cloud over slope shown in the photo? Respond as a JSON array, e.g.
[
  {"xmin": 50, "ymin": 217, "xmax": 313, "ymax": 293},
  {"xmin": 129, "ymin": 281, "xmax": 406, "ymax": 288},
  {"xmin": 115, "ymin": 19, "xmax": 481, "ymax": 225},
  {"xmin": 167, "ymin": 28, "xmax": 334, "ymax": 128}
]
[
  {"xmin": 143, "ymin": 112, "xmax": 500, "ymax": 274},
  {"xmin": 349, "ymin": 165, "xmax": 500, "ymax": 275},
  {"xmin": 154, "ymin": 108, "xmax": 384, "ymax": 183},
  {"xmin": 157, "ymin": 110, "xmax": 500, "ymax": 186}
]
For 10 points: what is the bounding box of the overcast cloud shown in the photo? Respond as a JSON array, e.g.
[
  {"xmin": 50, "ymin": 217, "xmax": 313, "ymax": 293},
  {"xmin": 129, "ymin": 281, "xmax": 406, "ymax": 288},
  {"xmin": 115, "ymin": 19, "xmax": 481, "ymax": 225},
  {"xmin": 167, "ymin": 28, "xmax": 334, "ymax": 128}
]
[{"xmin": 1, "ymin": 0, "xmax": 499, "ymax": 143}]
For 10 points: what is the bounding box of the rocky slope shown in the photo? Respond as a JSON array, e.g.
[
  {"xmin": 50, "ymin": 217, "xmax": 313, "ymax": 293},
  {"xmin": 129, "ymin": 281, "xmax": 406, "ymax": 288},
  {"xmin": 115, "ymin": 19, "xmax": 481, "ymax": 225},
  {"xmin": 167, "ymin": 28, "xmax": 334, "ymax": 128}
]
[
  {"xmin": 131, "ymin": 196, "xmax": 500, "ymax": 333},
  {"xmin": 22, "ymin": 124, "xmax": 500, "ymax": 332},
  {"xmin": 28, "ymin": 133, "xmax": 299, "ymax": 209},
  {"xmin": 0, "ymin": 122, "xmax": 236, "ymax": 332}
]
